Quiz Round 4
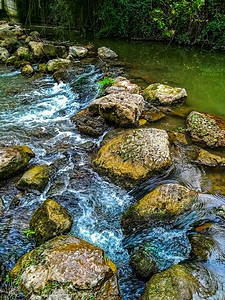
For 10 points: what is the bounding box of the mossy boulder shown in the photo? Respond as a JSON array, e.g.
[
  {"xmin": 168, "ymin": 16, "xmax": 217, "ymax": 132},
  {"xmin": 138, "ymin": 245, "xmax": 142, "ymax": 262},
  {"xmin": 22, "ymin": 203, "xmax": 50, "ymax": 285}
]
[
  {"xmin": 129, "ymin": 246, "xmax": 159, "ymax": 281},
  {"xmin": 98, "ymin": 46, "xmax": 118, "ymax": 59},
  {"xmin": 89, "ymin": 92, "xmax": 144, "ymax": 127},
  {"xmin": 195, "ymin": 149, "xmax": 225, "ymax": 167},
  {"xmin": 16, "ymin": 164, "xmax": 51, "ymax": 192},
  {"xmin": 29, "ymin": 41, "xmax": 66, "ymax": 58},
  {"xmin": 37, "ymin": 63, "xmax": 47, "ymax": 73},
  {"xmin": 15, "ymin": 47, "xmax": 30, "ymax": 59},
  {"xmin": 14, "ymin": 59, "xmax": 31, "ymax": 68},
  {"xmin": 186, "ymin": 111, "xmax": 225, "ymax": 148},
  {"xmin": 30, "ymin": 199, "xmax": 73, "ymax": 246},
  {"xmin": 0, "ymin": 145, "xmax": 35, "ymax": 180},
  {"xmin": 122, "ymin": 184, "xmax": 198, "ymax": 233},
  {"xmin": 10, "ymin": 235, "xmax": 121, "ymax": 299},
  {"xmin": 21, "ymin": 64, "xmax": 35, "ymax": 77},
  {"xmin": 142, "ymin": 264, "xmax": 198, "ymax": 300},
  {"xmin": 188, "ymin": 234, "xmax": 215, "ymax": 260},
  {"xmin": 69, "ymin": 45, "xmax": 88, "ymax": 58},
  {"xmin": 6, "ymin": 55, "xmax": 17, "ymax": 65},
  {"xmin": 0, "ymin": 47, "xmax": 9, "ymax": 62},
  {"xmin": 47, "ymin": 58, "xmax": 72, "ymax": 73},
  {"xmin": 93, "ymin": 128, "xmax": 172, "ymax": 188},
  {"xmin": 70, "ymin": 107, "xmax": 109, "ymax": 138},
  {"xmin": 143, "ymin": 83, "xmax": 187, "ymax": 106}
]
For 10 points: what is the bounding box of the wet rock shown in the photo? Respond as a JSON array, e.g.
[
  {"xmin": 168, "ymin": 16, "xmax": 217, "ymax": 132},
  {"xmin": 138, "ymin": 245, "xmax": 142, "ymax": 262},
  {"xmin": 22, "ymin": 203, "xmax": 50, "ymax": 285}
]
[
  {"xmin": 5, "ymin": 55, "xmax": 17, "ymax": 65},
  {"xmin": 9, "ymin": 192, "xmax": 23, "ymax": 209},
  {"xmin": 30, "ymin": 199, "xmax": 73, "ymax": 246},
  {"xmin": 21, "ymin": 64, "xmax": 35, "ymax": 77},
  {"xmin": 186, "ymin": 111, "xmax": 225, "ymax": 148},
  {"xmin": 10, "ymin": 235, "xmax": 121, "ymax": 300},
  {"xmin": 29, "ymin": 41, "xmax": 66, "ymax": 58},
  {"xmin": 141, "ymin": 105, "xmax": 166, "ymax": 123},
  {"xmin": 70, "ymin": 108, "xmax": 109, "ymax": 138},
  {"xmin": 16, "ymin": 164, "xmax": 51, "ymax": 192},
  {"xmin": 93, "ymin": 128, "xmax": 172, "ymax": 188},
  {"xmin": 15, "ymin": 46, "xmax": 30, "ymax": 59},
  {"xmin": 0, "ymin": 196, "xmax": 5, "ymax": 213},
  {"xmin": 37, "ymin": 63, "xmax": 47, "ymax": 73},
  {"xmin": 69, "ymin": 45, "xmax": 88, "ymax": 58},
  {"xmin": 30, "ymin": 31, "xmax": 40, "ymax": 41},
  {"xmin": 79, "ymin": 141, "xmax": 98, "ymax": 153},
  {"xmin": 0, "ymin": 47, "xmax": 9, "ymax": 62},
  {"xmin": 214, "ymin": 205, "xmax": 225, "ymax": 219},
  {"xmin": 122, "ymin": 184, "xmax": 198, "ymax": 233},
  {"xmin": 89, "ymin": 92, "xmax": 144, "ymax": 127},
  {"xmin": 142, "ymin": 264, "xmax": 197, "ymax": 300},
  {"xmin": 98, "ymin": 46, "xmax": 118, "ymax": 59},
  {"xmin": 53, "ymin": 68, "xmax": 68, "ymax": 83},
  {"xmin": 144, "ymin": 83, "xmax": 187, "ymax": 106},
  {"xmin": 195, "ymin": 149, "xmax": 225, "ymax": 167},
  {"xmin": 0, "ymin": 145, "xmax": 35, "ymax": 180},
  {"xmin": 14, "ymin": 59, "xmax": 30, "ymax": 68},
  {"xmin": 129, "ymin": 246, "xmax": 159, "ymax": 281},
  {"xmin": 188, "ymin": 234, "xmax": 215, "ymax": 260},
  {"xmin": 105, "ymin": 76, "xmax": 140, "ymax": 94},
  {"xmin": 47, "ymin": 58, "xmax": 72, "ymax": 73},
  {"xmin": 169, "ymin": 132, "xmax": 188, "ymax": 145}
]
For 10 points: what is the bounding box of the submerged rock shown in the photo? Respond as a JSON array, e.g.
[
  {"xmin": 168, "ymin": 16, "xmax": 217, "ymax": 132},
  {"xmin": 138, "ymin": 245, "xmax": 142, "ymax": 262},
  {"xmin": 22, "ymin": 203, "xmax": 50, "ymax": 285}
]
[
  {"xmin": 69, "ymin": 45, "xmax": 88, "ymax": 58},
  {"xmin": 144, "ymin": 83, "xmax": 187, "ymax": 106},
  {"xmin": 30, "ymin": 199, "xmax": 73, "ymax": 246},
  {"xmin": 195, "ymin": 149, "xmax": 225, "ymax": 167},
  {"xmin": 21, "ymin": 64, "xmax": 34, "ymax": 77},
  {"xmin": 0, "ymin": 145, "xmax": 35, "ymax": 180},
  {"xmin": 141, "ymin": 105, "xmax": 166, "ymax": 123},
  {"xmin": 70, "ymin": 108, "xmax": 109, "ymax": 138},
  {"xmin": 0, "ymin": 47, "xmax": 9, "ymax": 62},
  {"xmin": 129, "ymin": 246, "xmax": 159, "ymax": 281},
  {"xmin": 10, "ymin": 235, "xmax": 121, "ymax": 299},
  {"xmin": 89, "ymin": 92, "xmax": 144, "ymax": 126},
  {"xmin": 189, "ymin": 234, "xmax": 215, "ymax": 260},
  {"xmin": 142, "ymin": 264, "xmax": 197, "ymax": 300},
  {"xmin": 16, "ymin": 164, "xmax": 51, "ymax": 192},
  {"xmin": 186, "ymin": 111, "xmax": 225, "ymax": 148},
  {"xmin": 98, "ymin": 46, "xmax": 118, "ymax": 59},
  {"xmin": 47, "ymin": 58, "xmax": 71, "ymax": 73},
  {"xmin": 122, "ymin": 184, "xmax": 198, "ymax": 233},
  {"xmin": 93, "ymin": 128, "xmax": 172, "ymax": 188}
]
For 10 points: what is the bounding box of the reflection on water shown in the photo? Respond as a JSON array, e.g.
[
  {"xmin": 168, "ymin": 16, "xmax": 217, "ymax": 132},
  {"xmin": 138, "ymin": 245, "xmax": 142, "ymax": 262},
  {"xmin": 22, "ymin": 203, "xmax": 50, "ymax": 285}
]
[{"xmin": 0, "ymin": 36, "xmax": 225, "ymax": 299}]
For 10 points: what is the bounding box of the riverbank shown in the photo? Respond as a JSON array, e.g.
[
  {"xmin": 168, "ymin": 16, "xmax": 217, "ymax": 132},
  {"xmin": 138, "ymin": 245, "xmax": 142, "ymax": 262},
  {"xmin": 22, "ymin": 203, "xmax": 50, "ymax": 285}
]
[{"xmin": 0, "ymin": 22, "xmax": 225, "ymax": 299}]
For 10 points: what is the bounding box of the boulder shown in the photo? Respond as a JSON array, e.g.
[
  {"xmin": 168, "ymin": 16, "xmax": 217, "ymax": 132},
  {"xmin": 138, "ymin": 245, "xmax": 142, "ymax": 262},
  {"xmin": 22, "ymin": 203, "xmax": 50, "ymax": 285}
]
[
  {"xmin": 122, "ymin": 184, "xmax": 198, "ymax": 233},
  {"xmin": 29, "ymin": 41, "xmax": 66, "ymax": 58},
  {"xmin": 186, "ymin": 111, "xmax": 225, "ymax": 148},
  {"xmin": 0, "ymin": 47, "xmax": 9, "ymax": 62},
  {"xmin": 89, "ymin": 92, "xmax": 144, "ymax": 126},
  {"xmin": 10, "ymin": 236, "xmax": 121, "ymax": 300},
  {"xmin": 70, "ymin": 108, "xmax": 109, "ymax": 138},
  {"xmin": 69, "ymin": 45, "xmax": 88, "ymax": 58},
  {"xmin": 129, "ymin": 246, "xmax": 159, "ymax": 280},
  {"xmin": 0, "ymin": 145, "xmax": 35, "ymax": 180},
  {"xmin": 98, "ymin": 46, "xmax": 118, "ymax": 59},
  {"xmin": 16, "ymin": 164, "xmax": 51, "ymax": 192},
  {"xmin": 142, "ymin": 264, "xmax": 197, "ymax": 300},
  {"xmin": 6, "ymin": 55, "xmax": 17, "ymax": 65},
  {"xmin": 47, "ymin": 58, "xmax": 71, "ymax": 73},
  {"xmin": 15, "ymin": 47, "xmax": 30, "ymax": 59},
  {"xmin": 30, "ymin": 31, "xmax": 40, "ymax": 40},
  {"xmin": 21, "ymin": 64, "xmax": 34, "ymax": 77},
  {"xmin": 30, "ymin": 199, "xmax": 73, "ymax": 246},
  {"xmin": 144, "ymin": 83, "xmax": 187, "ymax": 106},
  {"xmin": 92, "ymin": 128, "xmax": 172, "ymax": 188},
  {"xmin": 14, "ymin": 59, "xmax": 30, "ymax": 68},
  {"xmin": 196, "ymin": 149, "xmax": 225, "ymax": 167},
  {"xmin": 37, "ymin": 63, "xmax": 47, "ymax": 73},
  {"xmin": 188, "ymin": 234, "xmax": 215, "ymax": 260},
  {"xmin": 105, "ymin": 76, "xmax": 140, "ymax": 94}
]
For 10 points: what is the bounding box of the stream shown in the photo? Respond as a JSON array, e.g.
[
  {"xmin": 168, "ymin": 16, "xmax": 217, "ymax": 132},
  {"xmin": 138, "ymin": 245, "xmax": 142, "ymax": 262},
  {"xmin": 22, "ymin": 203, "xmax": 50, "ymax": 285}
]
[{"xmin": 0, "ymin": 31, "xmax": 225, "ymax": 299}]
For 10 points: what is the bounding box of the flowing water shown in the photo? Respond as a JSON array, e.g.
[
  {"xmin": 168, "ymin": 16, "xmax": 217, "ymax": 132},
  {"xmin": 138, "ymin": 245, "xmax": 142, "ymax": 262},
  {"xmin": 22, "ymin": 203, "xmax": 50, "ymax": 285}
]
[{"xmin": 0, "ymin": 31, "xmax": 225, "ymax": 299}]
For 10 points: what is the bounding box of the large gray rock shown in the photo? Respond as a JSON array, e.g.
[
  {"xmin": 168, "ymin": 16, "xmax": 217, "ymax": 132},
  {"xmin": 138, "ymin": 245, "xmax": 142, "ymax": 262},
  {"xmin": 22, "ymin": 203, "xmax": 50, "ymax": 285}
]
[
  {"xmin": 105, "ymin": 76, "xmax": 140, "ymax": 94},
  {"xmin": 89, "ymin": 92, "xmax": 144, "ymax": 126},
  {"xmin": 93, "ymin": 128, "xmax": 172, "ymax": 188},
  {"xmin": 121, "ymin": 184, "xmax": 198, "ymax": 233},
  {"xmin": 47, "ymin": 58, "xmax": 72, "ymax": 72},
  {"xmin": 0, "ymin": 47, "xmax": 9, "ymax": 62},
  {"xmin": 186, "ymin": 111, "xmax": 225, "ymax": 148},
  {"xmin": 0, "ymin": 145, "xmax": 35, "ymax": 180},
  {"xmin": 144, "ymin": 83, "xmax": 187, "ymax": 106},
  {"xmin": 69, "ymin": 45, "xmax": 88, "ymax": 58},
  {"xmin": 10, "ymin": 236, "xmax": 121, "ymax": 300},
  {"xmin": 98, "ymin": 46, "xmax": 118, "ymax": 59},
  {"xmin": 30, "ymin": 199, "xmax": 73, "ymax": 246}
]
